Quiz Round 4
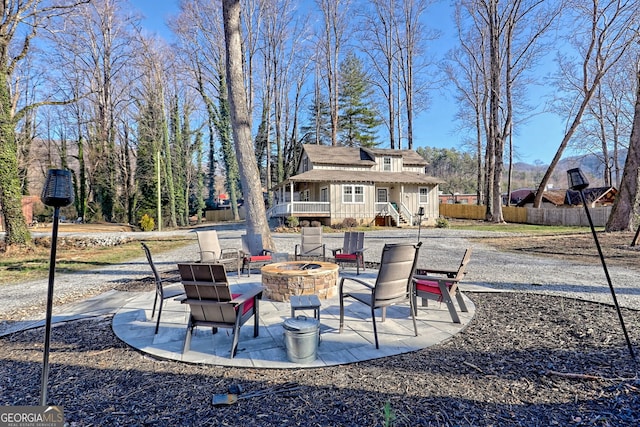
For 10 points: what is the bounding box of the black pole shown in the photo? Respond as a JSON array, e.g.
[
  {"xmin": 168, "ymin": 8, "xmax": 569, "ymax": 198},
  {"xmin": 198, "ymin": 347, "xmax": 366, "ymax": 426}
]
[
  {"xmin": 40, "ymin": 206, "xmax": 60, "ymax": 405},
  {"xmin": 416, "ymin": 208, "xmax": 424, "ymax": 243},
  {"xmin": 579, "ymin": 190, "xmax": 635, "ymax": 360}
]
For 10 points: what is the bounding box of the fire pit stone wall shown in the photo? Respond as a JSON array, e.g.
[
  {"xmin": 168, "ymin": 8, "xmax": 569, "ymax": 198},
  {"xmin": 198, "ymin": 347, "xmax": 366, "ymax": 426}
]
[{"xmin": 261, "ymin": 261, "xmax": 339, "ymax": 302}]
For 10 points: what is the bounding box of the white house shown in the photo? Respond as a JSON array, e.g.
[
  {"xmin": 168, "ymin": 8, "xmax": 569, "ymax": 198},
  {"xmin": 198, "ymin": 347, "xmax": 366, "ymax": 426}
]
[{"xmin": 268, "ymin": 145, "xmax": 443, "ymax": 227}]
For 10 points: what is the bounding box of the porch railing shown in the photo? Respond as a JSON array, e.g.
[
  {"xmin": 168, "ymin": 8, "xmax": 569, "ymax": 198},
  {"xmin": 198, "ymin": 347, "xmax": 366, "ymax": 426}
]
[
  {"xmin": 399, "ymin": 203, "xmax": 414, "ymax": 225},
  {"xmin": 267, "ymin": 201, "xmax": 330, "ymax": 218}
]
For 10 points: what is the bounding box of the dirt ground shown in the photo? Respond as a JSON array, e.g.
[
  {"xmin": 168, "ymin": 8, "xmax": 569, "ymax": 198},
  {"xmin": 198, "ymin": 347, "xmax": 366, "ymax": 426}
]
[{"xmin": 476, "ymin": 230, "xmax": 640, "ymax": 271}]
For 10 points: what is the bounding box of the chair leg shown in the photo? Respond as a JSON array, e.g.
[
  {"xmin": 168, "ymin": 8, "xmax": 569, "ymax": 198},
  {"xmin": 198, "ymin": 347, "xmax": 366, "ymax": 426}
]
[
  {"xmin": 339, "ymin": 294, "xmax": 345, "ymax": 334},
  {"xmin": 183, "ymin": 319, "xmax": 194, "ymax": 353},
  {"xmin": 230, "ymin": 318, "xmax": 242, "ymax": 358},
  {"xmin": 455, "ymin": 290, "xmax": 468, "ymax": 313},
  {"xmin": 434, "ymin": 282, "xmax": 460, "ymax": 323},
  {"xmin": 409, "ymin": 298, "xmax": 418, "ymax": 337},
  {"xmin": 253, "ymin": 302, "xmax": 260, "ymax": 337},
  {"xmin": 151, "ymin": 292, "xmax": 159, "ymax": 319},
  {"xmin": 371, "ymin": 306, "xmax": 379, "ymax": 349},
  {"xmin": 154, "ymin": 300, "xmax": 163, "ymax": 334}
]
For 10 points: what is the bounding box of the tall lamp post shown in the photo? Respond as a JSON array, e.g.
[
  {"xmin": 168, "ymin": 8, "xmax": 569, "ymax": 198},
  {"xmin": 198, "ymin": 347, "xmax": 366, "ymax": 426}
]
[
  {"xmin": 416, "ymin": 207, "xmax": 425, "ymax": 243},
  {"xmin": 567, "ymin": 168, "xmax": 635, "ymax": 360},
  {"xmin": 40, "ymin": 169, "xmax": 74, "ymax": 405}
]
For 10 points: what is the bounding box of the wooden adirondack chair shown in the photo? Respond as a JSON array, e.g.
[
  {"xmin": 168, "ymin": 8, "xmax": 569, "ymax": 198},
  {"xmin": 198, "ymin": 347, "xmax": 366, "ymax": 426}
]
[
  {"xmin": 177, "ymin": 263, "xmax": 263, "ymax": 358},
  {"xmin": 412, "ymin": 248, "xmax": 472, "ymax": 323},
  {"xmin": 331, "ymin": 231, "xmax": 366, "ymax": 274}
]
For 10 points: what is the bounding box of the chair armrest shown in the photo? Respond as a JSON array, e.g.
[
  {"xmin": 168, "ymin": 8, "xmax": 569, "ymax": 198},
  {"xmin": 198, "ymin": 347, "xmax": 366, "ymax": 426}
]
[
  {"xmin": 220, "ymin": 248, "xmax": 240, "ymax": 258},
  {"xmin": 415, "ymin": 267, "xmax": 458, "ymax": 278},
  {"xmin": 353, "ymin": 247, "xmax": 367, "ymax": 254},
  {"xmin": 331, "ymin": 248, "xmax": 343, "ymax": 256},
  {"xmin": 340, "ymin": 276, "xmax": 375, "ymax": 290},
  {"xmin": 262, "ymin": 249, "xmax": 273, "ymax": 255},
  {"xmin": 160, "ymin": 274, "xmax": 181, "ymax": 283},
  {"xmin": 199, "ymin": 250, "xmax": 217, "ymax": 259},
  {"xmin": 413, "ymin": 274, "xmax": 460, "ymax": 284},
  {"xmin": 229, "ymin": 287, "xmax": 264, "ymax": 304}
]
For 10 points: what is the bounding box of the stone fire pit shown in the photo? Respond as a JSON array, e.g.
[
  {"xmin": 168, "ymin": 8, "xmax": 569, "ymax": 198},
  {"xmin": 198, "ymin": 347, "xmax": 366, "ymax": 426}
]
[{"xmin": 261, "ymin": 261, "xmax": 339, "ymax": 302}]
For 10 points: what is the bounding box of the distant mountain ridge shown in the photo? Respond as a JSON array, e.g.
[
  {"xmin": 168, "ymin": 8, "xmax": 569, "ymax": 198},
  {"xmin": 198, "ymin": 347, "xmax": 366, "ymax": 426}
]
[{"xmin": 512, "ymin": 150, "xmax": 625, "ymax": 189}]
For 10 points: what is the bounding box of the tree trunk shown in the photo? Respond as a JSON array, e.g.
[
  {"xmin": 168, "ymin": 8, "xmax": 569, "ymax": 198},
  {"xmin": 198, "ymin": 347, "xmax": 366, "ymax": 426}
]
[
  {"xmin": 606, "ymin": 68, "xmax": 640, "ymax": 232},
  {"xmin": 222, "ymin": 0, "xmax": 273, "ymax": 248},
  {"xmin": 0, "ymin": 71, "xmax": 30, "ymax": 246}
]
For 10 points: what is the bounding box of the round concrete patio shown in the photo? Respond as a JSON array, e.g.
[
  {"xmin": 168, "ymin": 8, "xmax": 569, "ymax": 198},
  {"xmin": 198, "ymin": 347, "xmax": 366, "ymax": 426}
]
[{"xmin": 112, "ymin": 269, "xmax": 475, "ymax": 368}]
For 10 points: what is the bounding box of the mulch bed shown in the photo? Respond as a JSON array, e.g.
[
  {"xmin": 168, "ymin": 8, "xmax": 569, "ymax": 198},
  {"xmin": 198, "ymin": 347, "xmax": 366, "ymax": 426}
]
[{"xmin": 1, "ymin": 292, "xmax": 638, "ymax": 426}]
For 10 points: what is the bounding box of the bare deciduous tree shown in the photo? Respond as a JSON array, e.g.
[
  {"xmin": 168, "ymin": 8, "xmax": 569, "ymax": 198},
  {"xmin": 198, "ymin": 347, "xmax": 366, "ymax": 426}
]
[
  {"xmin": 534, "ymin": 0, "xmax": 640, "ymax": 208},
  {"xmin": 316, "ymin": 0, "xmax": 352, "ymax": 146},
  {"xmin": 0, "ymin": 0, "xmax": 89, "ymax": 246},
  {"xmin": 223, "ymin": 0, "xmax": 272, "ymax": 247}
]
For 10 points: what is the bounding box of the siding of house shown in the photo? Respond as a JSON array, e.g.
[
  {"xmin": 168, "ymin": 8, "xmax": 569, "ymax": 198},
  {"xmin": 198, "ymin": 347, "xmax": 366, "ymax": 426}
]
[{"xmin": 329, "ymin": 182, "xmax": 377, "ymax": 224}]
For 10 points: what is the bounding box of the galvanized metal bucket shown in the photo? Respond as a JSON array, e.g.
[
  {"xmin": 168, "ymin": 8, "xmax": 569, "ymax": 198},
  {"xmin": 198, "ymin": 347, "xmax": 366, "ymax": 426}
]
[{"xmin": 283, "ymin": 316, "xmax": 319, "ymax": 363}]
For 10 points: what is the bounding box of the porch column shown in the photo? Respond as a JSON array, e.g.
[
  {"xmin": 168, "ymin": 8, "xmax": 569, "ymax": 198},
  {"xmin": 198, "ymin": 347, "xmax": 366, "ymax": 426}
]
[{"xmin": 290, "ymin": 182, "xmax": 294, "ymax": 215}]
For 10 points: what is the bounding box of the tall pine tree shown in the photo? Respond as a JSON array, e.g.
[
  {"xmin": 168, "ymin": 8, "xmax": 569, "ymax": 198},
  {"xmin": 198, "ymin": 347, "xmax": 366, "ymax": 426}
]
[{"xmin": 338, "ymin": 52, "xmax": 381, "ymax": 147}]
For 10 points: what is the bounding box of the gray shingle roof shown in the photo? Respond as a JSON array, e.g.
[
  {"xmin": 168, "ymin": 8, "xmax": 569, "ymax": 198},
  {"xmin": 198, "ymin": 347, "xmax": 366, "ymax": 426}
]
[{"xmin": 302, "ymin": 144, "xmax": 428, "ymax": 167}]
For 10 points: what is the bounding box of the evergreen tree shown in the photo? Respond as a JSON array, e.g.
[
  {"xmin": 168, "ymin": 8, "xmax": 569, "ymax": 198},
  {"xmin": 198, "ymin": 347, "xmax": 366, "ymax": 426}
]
[
  {"xmin": 301, "ymin": 96, "xmax": 332, "ymax": 145},
  {"xmin": 338, "ymin": 52, "xmax": 381, "ymax": 147}
]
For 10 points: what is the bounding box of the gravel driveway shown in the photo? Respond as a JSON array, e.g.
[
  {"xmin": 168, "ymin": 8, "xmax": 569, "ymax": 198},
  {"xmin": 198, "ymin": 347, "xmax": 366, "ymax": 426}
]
[{"xmin": 2, "ymin": 226, "xmax": 639, "ymax": 331}]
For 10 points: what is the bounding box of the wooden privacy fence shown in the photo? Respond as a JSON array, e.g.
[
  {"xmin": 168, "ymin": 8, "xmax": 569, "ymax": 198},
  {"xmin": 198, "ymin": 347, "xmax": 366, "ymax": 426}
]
[
  {"xmin": 205, "ymin": 208, "xmax": 245, "ymax": 222},
  {"xmin": 439, "ymin": 203, "xmax": 612, "ymax": 227}
]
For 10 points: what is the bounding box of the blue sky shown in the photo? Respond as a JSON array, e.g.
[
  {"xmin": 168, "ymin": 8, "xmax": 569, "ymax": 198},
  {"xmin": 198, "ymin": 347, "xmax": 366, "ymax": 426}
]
[{"xmin": 130, "ymin": 0, "xmax": 566, "ymax": 165}]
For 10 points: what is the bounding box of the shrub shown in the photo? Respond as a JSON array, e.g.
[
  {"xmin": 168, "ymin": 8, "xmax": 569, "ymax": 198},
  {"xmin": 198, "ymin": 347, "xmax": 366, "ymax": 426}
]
[
  {"xmin": 299, "ymin": 220, "xmax": 310, "ymax": 228},
  {"xmin": 436, "ymin": 216, "xmax": 450, "ymax": 228},
  {"xmin": 286, "ymin": 216, "xmax": 299, "ymax": 228},
  {"xmin": 310, "ymin": 220, "xmax": 321, "ymax": 227},
  {"xmin": 342, "ymin": 217, "xmax": 358, "ymax": 228},
  {"xmin": 139, "ymin": 214, "xmax": 155, "ymax": 232}
]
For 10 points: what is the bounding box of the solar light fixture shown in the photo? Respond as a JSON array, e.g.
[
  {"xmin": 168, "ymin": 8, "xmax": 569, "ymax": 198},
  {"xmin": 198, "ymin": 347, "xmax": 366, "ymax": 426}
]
[
  {"xmin": 40, "ymin": 169, "xmax": 74, "ymax": 405},
  {"xmin": 566, "ymin": 168, "xmax": 635, "ymax": 360},
  {"xmin": 416, "ymin": 207, "xmax": 425, "ymax": 242},
  {"xmin": 567, "ymin": 167, "xmax": 590, "ymax": 191}
]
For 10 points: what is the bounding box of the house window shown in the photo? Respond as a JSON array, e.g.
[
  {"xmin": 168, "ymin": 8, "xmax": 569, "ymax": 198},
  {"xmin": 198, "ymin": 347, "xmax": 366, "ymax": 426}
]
[
  {"xmin": 343, "ymin": 185, "xmax": 364, "ymax": 203},
  {"xmin": 300, "ymin": 190, "xmax": 310, "ymax": 202},
  {"xmin": 302, "ymin": 157, "xmax": 309, "ymax": 172},
  {"xmin": 383, "ymin": 157, "xmax": 391, "ymax": 171},
  {"xmin": 419, "ymin": 187, "xmax": 430, "ymax": 204}
]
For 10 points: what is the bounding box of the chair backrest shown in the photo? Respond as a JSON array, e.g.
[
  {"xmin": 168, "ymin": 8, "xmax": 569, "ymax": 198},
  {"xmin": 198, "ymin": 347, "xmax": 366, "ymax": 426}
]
[
  {"xmin": 177, "ymin": 263, "xmax": 232, "ymax": 302},
  {"xmin": 141, "ymin": 242, "xmax": 161, "ymax": 284},
  {"xmin": 196, "ymin": 230, "xmax": 222, "ymax": 262},
  {"xmin": 343, "ymin": 231, "xmax": 365, "ymax": 254},
  {"xmin": 242, "ymin": 234, "xmax": 264, "ymax": 256},
  {"xmin": 454, "ymin": 248, "xmax": 473, "ymax": 280},
  {"xmin": 373, "ymin": 242, "xmax": 422, "ymax": 304},
  {"xmin": 300, "ymin": 227, "xmax": 323, "ymax": 256}
]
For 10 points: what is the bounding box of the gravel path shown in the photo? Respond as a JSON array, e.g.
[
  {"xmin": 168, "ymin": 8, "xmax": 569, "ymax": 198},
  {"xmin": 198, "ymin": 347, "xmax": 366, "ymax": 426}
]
[{"xmin": 3, "ymin": 226, "xmax": 640, "ymax": 327}]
